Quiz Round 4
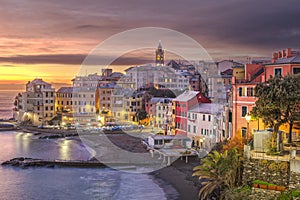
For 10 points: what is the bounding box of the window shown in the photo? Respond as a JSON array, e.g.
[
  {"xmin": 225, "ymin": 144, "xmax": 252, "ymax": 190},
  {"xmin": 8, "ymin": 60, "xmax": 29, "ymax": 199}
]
[
  {"xmin": 203, "ymin": 115, "xmax": 205, "ymax": 121},
  {"xmin": 241, "ymin": 127, "xmax": 247, "ymax": 138},
  {"xmin": 238, "ymin": 87, "xmax": 243, "ymax": 96},
  {"xmin": 208, "ymin": 115, "xmax": 211, "ymax": 121},
  {"xmin": 45, "ymin": 106, "xmax": 48, "ymax": 111},
  {"xmin": 188, "ymin": 125, "xmax": 190, "ymax": 132},
  {"xmin": 241, "ymin": 106, "xmax": 247, "ymax": 117},
  {"xmin": 247, "ymin": 87, "xmax": 254, "ymax": 97},
  {"xmin": 193, "ymin": 126, "xmax": 196, "ymax": 133},
  {"xmin": 274, "ymin": 68, "xmax": 282, "ymax": 76},
  {"xmin": 293, "ymin": 68, "xmax": 300, "ymax": 74},
  {"xmin": 50, "ymin": 106, "xmax": 53, "ymax": 110}
]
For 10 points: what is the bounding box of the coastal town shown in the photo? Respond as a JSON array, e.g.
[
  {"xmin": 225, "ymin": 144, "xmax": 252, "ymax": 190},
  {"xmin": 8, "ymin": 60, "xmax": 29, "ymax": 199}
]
[
  {"xmin": 11, "ymin": 44, "xmax": 300, "ymax": 146},
  {"xmin": 1, "ymin": 0, "xmax": 300, "ymax": 199},
  {"xmin": 3, "ymin": 43, "xmax": 300, "ymax": 199}
]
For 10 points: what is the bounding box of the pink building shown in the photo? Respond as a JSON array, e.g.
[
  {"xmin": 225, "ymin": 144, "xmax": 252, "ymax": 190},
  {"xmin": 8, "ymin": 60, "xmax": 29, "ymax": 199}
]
[
  {"xmin": 231, "ymin": 48, "xmax": 300, "ymax": 139},
  {"xmin": 172, "ymin": 91, "xmax": 211, "ymax": 135}
]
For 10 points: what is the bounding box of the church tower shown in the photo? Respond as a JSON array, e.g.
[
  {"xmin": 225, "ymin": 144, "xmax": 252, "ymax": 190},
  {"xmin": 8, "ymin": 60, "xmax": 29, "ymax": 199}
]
[{"xmin": 155, "ymin": 40, "xmax": 164, "ymax": 66}]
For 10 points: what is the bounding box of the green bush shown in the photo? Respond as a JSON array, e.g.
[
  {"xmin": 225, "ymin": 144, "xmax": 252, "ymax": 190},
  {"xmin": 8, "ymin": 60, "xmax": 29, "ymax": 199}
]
[
  {"xmin": 252, "ymin": 180, "xmax": 269, "ymax": 185},
  {"xmin": 278, "ymin": 190, "xmax": 300, "ymax": 199}
]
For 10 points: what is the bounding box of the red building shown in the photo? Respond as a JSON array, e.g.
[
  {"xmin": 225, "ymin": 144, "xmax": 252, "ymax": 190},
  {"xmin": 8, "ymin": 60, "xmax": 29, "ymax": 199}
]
[{"xmin": 171, "ymin": 91, "xmax": 211, "ymax": 135}]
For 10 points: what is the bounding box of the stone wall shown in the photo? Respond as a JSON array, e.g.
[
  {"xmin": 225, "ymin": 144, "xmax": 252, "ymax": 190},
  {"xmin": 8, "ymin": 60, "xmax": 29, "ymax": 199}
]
[
  {"xmin": 244, "ymin": 158, "xmax": 300, "ymax": 191},
  {"xmin": 243, "ymin": 158, "xmax": 290, "ymax": 186},
  {"xmin": 249, "ymin": 188, "xmax": 281, "ymax": 200},
  {"xmin": 289, "ymin": 171, "xmax": 300, "ymax": 190}
]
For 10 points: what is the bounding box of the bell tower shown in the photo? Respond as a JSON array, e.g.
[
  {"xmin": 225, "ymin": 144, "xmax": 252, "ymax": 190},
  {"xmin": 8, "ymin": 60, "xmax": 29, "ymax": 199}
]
[{"xmin": 155, "ymin": 40, "xmax": 164, "ymax": 66}]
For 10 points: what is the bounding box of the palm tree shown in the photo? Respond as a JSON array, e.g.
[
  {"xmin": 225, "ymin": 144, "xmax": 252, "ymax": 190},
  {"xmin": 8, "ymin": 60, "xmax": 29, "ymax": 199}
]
[{"xmin": 193, "ymin": 148, "xmax": 241, "ymax": 199}]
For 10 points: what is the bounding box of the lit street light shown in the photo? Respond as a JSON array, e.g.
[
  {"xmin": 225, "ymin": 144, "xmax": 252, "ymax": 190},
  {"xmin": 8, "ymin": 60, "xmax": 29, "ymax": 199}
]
[{"xmin": 245, "ymin": 114, "xmax": 251, "ymax": 145}]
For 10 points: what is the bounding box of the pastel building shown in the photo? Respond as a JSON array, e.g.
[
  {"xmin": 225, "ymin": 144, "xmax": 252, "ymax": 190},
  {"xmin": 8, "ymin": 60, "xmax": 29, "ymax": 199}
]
[
  {"xmin": 231, "ymin": 48, "xmax": 300, "ymax": 139},
  {"xmin": 13, "ymin": 79, "xmax": 55, "ymax": 126},
  {"xmin": 187, "ymin": 103, "xmax": 215, "ymax": 148},
  {"xmin": 172, "ymin": 90, "xmax": 211, "ymax": 135},
  {"xmin": 71, "ymin": 74, "xmax": 101, "ymax": 125},
  {"xmin": 55, "ymin": 87, "xmax": 73, "ymax": 113}
]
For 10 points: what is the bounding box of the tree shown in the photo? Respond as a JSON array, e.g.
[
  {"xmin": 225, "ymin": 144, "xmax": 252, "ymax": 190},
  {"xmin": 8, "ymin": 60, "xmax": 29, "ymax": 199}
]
[
  {"xmin": 193, "ymin": 148, "xmax": 242, "ymax": 199},
  {"xmin": 251, "ymin": 74, "xmax": 300, "ymax": 148}
]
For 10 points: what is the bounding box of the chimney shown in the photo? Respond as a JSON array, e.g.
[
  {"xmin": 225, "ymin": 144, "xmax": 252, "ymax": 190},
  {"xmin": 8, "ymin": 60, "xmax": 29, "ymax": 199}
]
[
  {"xmin": 286, "ymin": 48, "xmax": 291, "ymax": 58},
  {"xmin": 282, "ymin": 49, "xmax": 286, "ymax": 58},
  {"xmin": 232, "ymin": 76, "xmax": 236, "ymax": 84},
  {"xmin": 272, "ymin": 52, "xmax": 278, "ymax": 63}
]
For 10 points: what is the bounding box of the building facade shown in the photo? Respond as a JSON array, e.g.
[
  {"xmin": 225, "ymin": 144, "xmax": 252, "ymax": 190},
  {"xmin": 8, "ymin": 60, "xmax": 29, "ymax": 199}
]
[{"xmin": 13, "ymin": 79, "xmax": 55, "ymax": 126}]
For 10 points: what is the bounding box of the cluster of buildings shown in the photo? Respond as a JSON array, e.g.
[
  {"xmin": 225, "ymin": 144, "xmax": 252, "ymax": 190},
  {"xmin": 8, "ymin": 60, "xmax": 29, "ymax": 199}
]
[{"xmin": 13, "ymin": 43, "xmax": 300, "ymax": 147}]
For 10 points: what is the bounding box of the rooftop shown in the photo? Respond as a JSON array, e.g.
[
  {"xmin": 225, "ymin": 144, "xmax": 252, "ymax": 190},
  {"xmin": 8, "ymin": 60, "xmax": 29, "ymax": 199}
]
[
  {"xmin": 188, "ymin": 103, "xmax": 212, "ymax": 114},
  {"xmin": 174, "ymin": 90, "xmax": 199, "ymax": 102},
  {"xmin": 57, "ymin": 87, "xmax": 73, "ymax": 93},
  {"xmin": 150, "ymin": 97, "xmax": 173, "ymax": 104},
  {"xmin": 266, "ymin": 54, "xmax": 300, "ymax": 65}
]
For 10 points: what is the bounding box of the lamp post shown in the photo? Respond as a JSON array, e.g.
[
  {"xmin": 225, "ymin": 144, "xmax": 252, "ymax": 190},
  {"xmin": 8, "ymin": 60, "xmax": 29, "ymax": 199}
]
[{"xmin": 245, "ymin": 114, "xmax": 251, "ymax": 145}]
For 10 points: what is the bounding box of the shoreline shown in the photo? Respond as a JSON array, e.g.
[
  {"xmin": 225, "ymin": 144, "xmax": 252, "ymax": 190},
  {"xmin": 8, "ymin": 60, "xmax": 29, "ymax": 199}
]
[
  {"xmin": 150, "ymin": 157, "xmax": 201, "ymax": 200},
  {"xmin": 1, "ymin": 128, "xmax": 201, "ymax": 199}
]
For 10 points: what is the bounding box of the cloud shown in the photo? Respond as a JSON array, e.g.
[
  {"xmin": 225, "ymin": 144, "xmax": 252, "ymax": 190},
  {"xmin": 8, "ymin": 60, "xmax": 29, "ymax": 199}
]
[
  {"xmin": 0, "ymin": 0, "xmax": 300, "ymax": 60},
  {"xmin": 0, "ymin": 53, "xmax": 154, "ymax": 66}
]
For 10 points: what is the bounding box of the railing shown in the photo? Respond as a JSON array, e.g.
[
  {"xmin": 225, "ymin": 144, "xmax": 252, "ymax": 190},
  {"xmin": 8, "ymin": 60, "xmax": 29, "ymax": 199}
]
[{"xmin": 250, "ymin": 148, "xmax": 300, "ymax": 162}]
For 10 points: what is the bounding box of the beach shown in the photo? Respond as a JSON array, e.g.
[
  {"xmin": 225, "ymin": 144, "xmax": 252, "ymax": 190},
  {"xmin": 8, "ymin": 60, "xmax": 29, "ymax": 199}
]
[
  {"xmin": 1, "ymin": 127, "xmax": 201, "ymax": 199},
  {"xmin": 151, "ymin": 157, "xmax": 200, "ymax": 200}
]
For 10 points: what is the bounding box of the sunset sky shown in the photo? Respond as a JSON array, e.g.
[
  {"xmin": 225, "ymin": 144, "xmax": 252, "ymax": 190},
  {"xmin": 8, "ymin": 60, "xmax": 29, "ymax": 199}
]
[{"xmin": 1, "ymin": 0, "xmax": 300, "ymax": 89}]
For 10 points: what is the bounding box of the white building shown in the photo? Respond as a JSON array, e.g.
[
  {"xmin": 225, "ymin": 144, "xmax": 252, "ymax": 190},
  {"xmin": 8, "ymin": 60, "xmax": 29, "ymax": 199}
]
[
  {"xmin": 154, "ymin": 98, "xmax": 172, "ymax": 129},
  {"xmin": 71, "ymin": 74, "xmax": 102, "ymax": 125},
  {"xmin": 14, "ymin": 79, "xmax": 55, "ymax": 126},
  {"xmin": 124, "ymin": 65, "xmax": 189, "ymax": 91},
  {"xmin": 187, "ymin": 103, "xmax": 216, "ymax": 149}
]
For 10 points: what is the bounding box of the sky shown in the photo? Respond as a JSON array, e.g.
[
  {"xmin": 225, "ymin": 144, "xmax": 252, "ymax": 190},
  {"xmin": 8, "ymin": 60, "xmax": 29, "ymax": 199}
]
[{"xmin": 0, "ymin": 0, "xmax": 300, "ymax": 88}]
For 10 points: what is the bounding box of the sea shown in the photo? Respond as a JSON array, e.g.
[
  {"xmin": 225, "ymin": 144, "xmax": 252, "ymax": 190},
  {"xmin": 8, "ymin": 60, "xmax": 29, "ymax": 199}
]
[
  {"xmin": 0, "ymin": 89, "xmax": 176, "ymax": 200},
  {"xmin": 0, "ymin": 90, "xmax": 19, "ymax": 120},
  {"xmin": 0, "ymin": 131, "xmax": 174, "ymax": 200}
]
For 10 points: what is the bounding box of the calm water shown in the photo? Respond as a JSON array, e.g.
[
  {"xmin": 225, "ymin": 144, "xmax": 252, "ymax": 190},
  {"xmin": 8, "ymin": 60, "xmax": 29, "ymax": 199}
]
[
  {"xmin": 0, "ymin": 90, "xmax": 19, "ymax": 120},
  {"xmin": 0, "ymin": 131, "xmax": 171, "ymax": 200}
]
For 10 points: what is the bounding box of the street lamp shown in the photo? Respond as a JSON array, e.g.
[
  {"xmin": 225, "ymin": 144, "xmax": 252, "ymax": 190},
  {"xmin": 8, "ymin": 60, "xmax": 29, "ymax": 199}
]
[
  {"xmin": 213, "ymin": 124, "xmax": 217, "ymax": 142},
  {"xmin": 245, "ymin": 114, "xmax": 251, "ymax": 145}
]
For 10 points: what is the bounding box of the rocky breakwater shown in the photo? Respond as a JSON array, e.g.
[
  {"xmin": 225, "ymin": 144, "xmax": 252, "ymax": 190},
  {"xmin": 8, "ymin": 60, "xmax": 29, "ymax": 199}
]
[{"xmin": 1, "ymin": 157, "xmax": 107, "ymax": 168}]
